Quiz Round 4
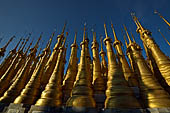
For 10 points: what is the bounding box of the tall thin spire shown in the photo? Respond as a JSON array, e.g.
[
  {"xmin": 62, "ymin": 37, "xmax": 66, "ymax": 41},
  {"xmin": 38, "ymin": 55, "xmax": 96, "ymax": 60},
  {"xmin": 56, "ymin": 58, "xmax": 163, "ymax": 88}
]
[
  {"xmin": 130, "ymin": 32, "xmax": 136, "ymax": 43},
  {"xmin": 158, "ymin": 29, "xmax": 170, "ymax": 46},
  {"xmin": 0, "ymin": 35, "xmax": 15, "ymax": 57},
  {"xmin": 13, "ymin": 37, "xmax": 22, "ymax": 51},
  {"xmin": 111, "ymin": 21, "xmax": 118, "ymax": 41},
  {"xmin": 18, "ymin": 39, "xmax": 25, "ymax": 51},
  {"xmin": 3, "ymin": 35, "xmax": 15, "ymax": 49},
  {"xmin": 100, "ymin": 36, "xmax": 104, "ymax": 52},
  {"xmin": 34, "ymin": 32, "xmax": 43, "ymax": 49},
  {"xmin": 24, "ymin": 38, "xmax": 33, "ymax": 55},
  {"xmin": 123, "ymin": 24, "xmax": 132, "ymax": 44},
  {"xmin": 21, "ymin": 34, "xmax": 31, "ymax": 52},
  {"xmin": 93, "ymin": 31, "xmax": 97, "ymax": 42},
  {"xmin": 73, "ymin": 31, "xmax": 77, "ymax": 44},
  {"xmin": 154, "ymin": 10, "xmax": 170, "ymax": 28},
  {"xmin": 121, "ymin": 28, "xmax": 128, "ymax": 47},
  {"xmin": 61, "ymin": 21, "xmax": 67, "ymax": 35},
  {"xmin": 83, "ymin": 24, "xmax": 86, "ymax": 42},
  {"xmin": 131, "ymin": 13, "xmax": 145, "ymax": 32},
  {"xmin": 104, "ymin": 22, "xmax": 108, "ymax": 38}
]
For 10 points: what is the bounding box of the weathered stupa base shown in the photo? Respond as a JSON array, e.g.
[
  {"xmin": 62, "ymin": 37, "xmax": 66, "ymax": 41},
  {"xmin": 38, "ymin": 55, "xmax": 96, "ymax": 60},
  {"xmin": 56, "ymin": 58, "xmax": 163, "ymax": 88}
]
[
  {"xmin": 0, "ymin": 104, "xmax": 170, "ymax": 113},
  {"xmin": 0, "ymin": 103, "xmax": 9, "ymax": 112},
  {"xmin": 2, "ymin": 103, "xmax": 30, "ymax": 113}
]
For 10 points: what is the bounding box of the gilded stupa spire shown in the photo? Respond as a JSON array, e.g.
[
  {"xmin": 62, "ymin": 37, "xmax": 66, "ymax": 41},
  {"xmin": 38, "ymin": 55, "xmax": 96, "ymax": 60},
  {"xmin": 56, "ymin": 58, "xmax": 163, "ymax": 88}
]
[
  {"xmin": 111, "ymin": 21, "xmax": 118, "ymax": 41},
  {"xmin": 130, "ymin": 31, "xmax": 136, "ymax": 43},
  {"xmin": 66, "ymin": 24, "xmax": 96, "ymax": 109},
  {"xmin": 111, "ymin": 23, "xmax": 138, "ymax": 87},
  {"xmin": 103, "ymin": 23, "xmax": 140, "ymax": 109},
  {"xmin": 35, "ymin": 35, "xmax": 67, "ymax": 107},
  {"xmin": 123, "ymin": 33, "xmax": 138, "ymax": 74},
  {"xmin": 24, "ymin": 38, "xmax": 33, "ymax": 56},
  {"xmin": 100, "ymin": 36, "xmax": 104, "ymax": 52},
  {"xmin": 0, "ymin": 35, "xmax": 14, "ymax": 57},
  {"xmin": 18, "ymin": 38, "xmax": 25, "ymax": 51},
  {"xmin": 61, "ymin": 37, "xmax": 68, "ymax": 82},
  {"xmin": 14, "ymin": 35, "xmax": 53, "ymax": 105},
  {"xmin": 121, "ymin": 28, "xmax": 128, "ymax": 47},
  {"xmin": 158, "ymin": 29, "xmax": 170, "ymax": 46},
  {"xmin": 0, "ymin": 36, "xmax": 31, "ymax": 97},
  {"xmin": 85, "ymin": 26, "xmax": 93, "ymax": 82},
  {"xmin": 25, "ymin": 46, "xmax": 42, "ymax": 84},
  {"xmin": 0, "ymin": 37, "xmax": 22, "ymax": 77},
  {"xmin": 132, "ymin": 14, "xmax": 170, "ymax": 86},
  {"xmin": 91, "ymin": 31, "xmax": 105, "ymax": 109},
  {"xmin": 104, "ymin": 22, "xmax": 108, "ymax": 38},
  {"xmin": 41, "ymin": 24, "xmax": 66, "ymax": 88},
  {"xmin": 126, "ymin": 33, "xmax": 170, "ymax": 108},
  {"xmin": 123, "ymin": 24, "xmax": 133, "ymax": 44},
  {"xmin": 154, "ymin": 10, "xmax": 170, "ymax": 28},
  {"xmin": 21, "ymin": 33, "xmax": 31, "ymax": 52},
  {"xmin": 61, "ymin": 21, "xmax": 67, "ymax": 35},
  {"xmin": 62, "ymin": 32, "xmax": 78, "ymax": 104},
  {"xmin": 0, "ymin": 34, "xmax": 41, "ymax": 103},
  {"xmin": 99, "ymin": 36, "xmax": 108, "ymax": 84},
  {"xmin": 12, "ymin": 37, "xmax": 22, "ymax": 53},
  {"xmin": 73, "ymin": 31, "xmax": 77, "ymax": 44}
]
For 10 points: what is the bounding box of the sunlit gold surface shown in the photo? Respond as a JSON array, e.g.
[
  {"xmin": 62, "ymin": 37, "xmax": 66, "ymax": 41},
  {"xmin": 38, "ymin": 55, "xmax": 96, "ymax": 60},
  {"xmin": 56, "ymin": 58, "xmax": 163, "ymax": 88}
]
[
  {"xmin": 66, "ymin": 26, "xmax": 96, "ymax": 108},
  {"xmin": 85, "ymin": 34, "xmax": 93, "ymax": 82},
  {"xmin": 14, "ymin": 35, "xmax": 53, "ymax": 105},
  {"xmin": 142, "ymin": 42, "xmax": 169, "ymax": 92},
  {"xmin": 103, "ymin": 23, "xmax": 141, "ymax": 109},
  {"xmin": 0, "ymin": 38, "xmax": 22, "ymax": 78},
  {"xmin": 112, "ymin": 24, "xmax": 138, "ymax": 87},
  {"xmin": 62, "ymin": 32, "xmax": 78, "ymax": 104},
  {"xmin": 0, "ymin": 38, "xmax": 29, "ymax": 97},
  {"xmin": 99, "ymin": 37, "xmax": 108, "ymax": 85},
  {"xmin": 35, "ymin": 36, "xmax": 66, "ymax": 107},
  {"xmin": 41, "ymin": 24, "xmax": 66, "ymax": 88},
  {"xmin": 132, "ymin": 15, "xmax": 170, "ymax": 86},
  {"xmin": 0, "ymin": 35, "xmax": 41, "ymax": 103},
  {"xmin": 91, "ymin": 31, "xmax": 105, "ymax": 108},
  {"xmin": 125, "ymin": 27, "xmax": 170, "ymax": 108}
]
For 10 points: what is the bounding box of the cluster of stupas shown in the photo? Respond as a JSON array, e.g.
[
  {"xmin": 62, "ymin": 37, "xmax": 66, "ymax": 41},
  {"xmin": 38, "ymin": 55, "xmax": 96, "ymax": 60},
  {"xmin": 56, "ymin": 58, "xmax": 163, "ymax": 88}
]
[{"xmin": 0, "ymin": 12, "xmax": 170, "ymax": 113}]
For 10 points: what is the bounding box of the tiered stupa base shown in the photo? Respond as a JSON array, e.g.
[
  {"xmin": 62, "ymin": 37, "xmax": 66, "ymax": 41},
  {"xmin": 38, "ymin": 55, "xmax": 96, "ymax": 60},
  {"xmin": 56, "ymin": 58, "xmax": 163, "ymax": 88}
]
[
  {"xmin": 1, "ymin": 104, "xmax": 170, "ymax": 113},
  {"xmin": 2, "ymin": 103, "xmax": 30, "ymax": 113}
]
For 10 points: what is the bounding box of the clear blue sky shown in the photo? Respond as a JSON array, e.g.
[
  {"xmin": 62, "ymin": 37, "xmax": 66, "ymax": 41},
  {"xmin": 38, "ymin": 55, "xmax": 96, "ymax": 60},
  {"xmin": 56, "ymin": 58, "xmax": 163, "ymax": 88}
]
[{"xmin": 0, "ymin": 0, "xmax": 170, "ymax": 70}]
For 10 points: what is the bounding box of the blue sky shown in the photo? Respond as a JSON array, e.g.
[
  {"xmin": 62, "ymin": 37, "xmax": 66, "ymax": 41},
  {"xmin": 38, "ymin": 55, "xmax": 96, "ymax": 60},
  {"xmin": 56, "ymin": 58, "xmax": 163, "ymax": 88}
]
[{"xmin": 0, "ymin": 0, "xmax": 170, "ymax": 70}]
